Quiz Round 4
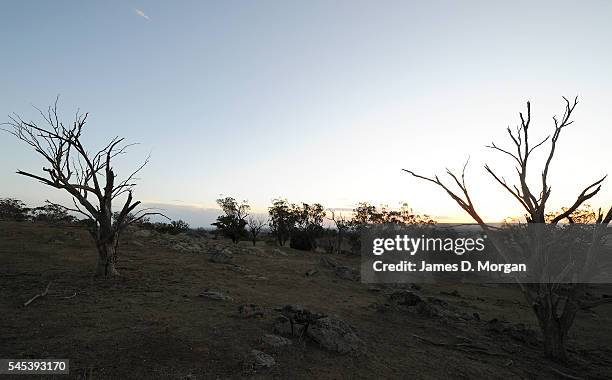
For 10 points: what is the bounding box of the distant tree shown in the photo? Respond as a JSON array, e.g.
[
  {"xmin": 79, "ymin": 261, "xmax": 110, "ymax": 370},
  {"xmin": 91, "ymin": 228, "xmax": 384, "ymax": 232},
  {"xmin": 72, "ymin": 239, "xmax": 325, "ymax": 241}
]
[
  {"xmin": 545, "ymin": 204, "xmax": 597, "ymax": 224},
  {"xmin": 379, "ymin": 203, "xmax": 435, "ymax": 225},
  {"xmin": 2, "ymin": 100, "xmax": 163, "ymax": 276},
  {"xmin": 268, "ymin": 198, "xmax": 294, "ymax": 246},
  {"xmin": 212, "ymin": 197, "xmax": 249, "ymax": 243},
  {"xmin": 171, "ymin": 219, "xmax": 190, "ymax": 233},
  {"xmin": 113, "ymin": 212, "xmax": 152, "ymax": 229},
  {"xmin": 0, "ymin": 198, "xmax": 30, "ymax": 221},
  {"xmin": 351, "ymin": 202, "xmax": 381, "ymax": 224},
  {"xmin": 247, "ymin": 216, "xmax": 267, "ymax": 246},
  {"xmin": 327, "ymin": 210, "xmax": 350, "ymax": 254},
  {"xmin": 404, "ymin": 97, "xmax": 612, "ymax": 361},
  {"xmin": 289, "ymin": 202, "xmax": 325, "ymax": 251},
  {"xmin": 346, "ymin": 202, "xmax": 435, "ymax": 254},
  {"xmin": 31, "ymin": 202, "xmax": 77, "ymax": 223}
]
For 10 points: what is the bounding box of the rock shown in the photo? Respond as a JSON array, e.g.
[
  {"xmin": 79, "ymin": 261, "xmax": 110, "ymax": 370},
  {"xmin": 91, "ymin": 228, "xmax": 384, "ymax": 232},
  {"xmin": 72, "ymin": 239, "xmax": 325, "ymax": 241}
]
[
  {"xmin": 305, "ymin": 269, "xmax": 318, "ymax": 277},
  {"xmin": 440, "ymin": 289, "xmax": 461, "ymax": 297},
  {"xmin": 199, "ymin": 290, "xmax": 231, "ymax": 300},
  {"xmin": 238, "ymin": 304, "xmax": 265, "ymax": 318},
  {"xmin": 133, "ymin": 229, "xmax": 152, "ymax": 238},
  {"xmin": 387, "ymin": 291, "xmax": 444, "ymax": 317},
  {"xmin": 306, "ymin": 317, "xmax": 366, "ymax": 355},
  {"xmin": 244, "ymin": 274, "xmax": 268, "ymax": 281},
  {"xmin": 209, "ymin": 250, "xmax": 232, "ymax": 264},
  {"xmin": 279, "ymin": 305, "xmax": 326, "ymax": 324},
  {"xmin": 251, "ymin": 350, "xmax": 275, "ymax": 368},
  {"xmin": 485, "ymin": 319, "xmax": 538, "ymax": 345},
  {"xmin": 426, "ymin": 297, "xmax": 448, "ymax": 307},
  {"xmin": 261, "ymin": 334, "xmax": 292, "ymax": 347},
  {"xmin": 413, "ymin": 301, "xmax": 441, "ymax": 318},
  {"xmin": 388, "ymin": 290, "xmax": 423, "ymax": 306},
  {"xmin": 273, "ymin": 316, "xmax": 305, "ymax": 337},
  {"xmin": 333, "ymin": 265, "xmax": 360, "ymax": 282},
  {"xmin": 319, "ymin": 257, "xmax": 359, "ymax": 281}
]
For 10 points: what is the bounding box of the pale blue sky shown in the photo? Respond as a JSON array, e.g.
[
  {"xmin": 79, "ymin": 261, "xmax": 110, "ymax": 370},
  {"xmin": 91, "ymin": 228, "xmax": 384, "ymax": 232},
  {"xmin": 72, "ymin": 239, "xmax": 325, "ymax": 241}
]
[{"xmin": 1, "ymin": 1, "xmax": 611, "ymax": 226}]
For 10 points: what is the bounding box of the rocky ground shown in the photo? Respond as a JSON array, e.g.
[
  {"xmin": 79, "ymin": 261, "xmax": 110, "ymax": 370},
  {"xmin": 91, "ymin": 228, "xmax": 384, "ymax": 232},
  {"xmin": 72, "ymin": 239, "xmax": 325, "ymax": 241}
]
[{"xmin": 1, "ymin": 220, "xmax": 611, "ymax": 379}]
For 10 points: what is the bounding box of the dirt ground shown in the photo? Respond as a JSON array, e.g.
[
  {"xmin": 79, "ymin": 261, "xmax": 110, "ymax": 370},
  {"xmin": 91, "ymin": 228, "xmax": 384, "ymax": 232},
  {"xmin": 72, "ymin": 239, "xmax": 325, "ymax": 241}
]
[{"xmin": 1, "ymin": 221, "xmax": 611, "ymax": 379}]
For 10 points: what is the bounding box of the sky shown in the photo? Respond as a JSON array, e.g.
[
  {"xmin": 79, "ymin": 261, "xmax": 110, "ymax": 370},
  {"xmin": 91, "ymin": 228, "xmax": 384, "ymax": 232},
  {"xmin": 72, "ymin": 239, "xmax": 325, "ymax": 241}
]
[{"xmin": 1, "ymin": 0, "xmax": 611, "ymax": 227}]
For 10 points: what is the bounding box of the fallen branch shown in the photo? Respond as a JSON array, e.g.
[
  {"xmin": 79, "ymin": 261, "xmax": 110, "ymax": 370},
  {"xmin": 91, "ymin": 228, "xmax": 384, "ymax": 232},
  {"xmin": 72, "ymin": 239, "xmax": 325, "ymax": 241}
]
[
  {"xmin": 413, "ymin": 334, "xmax": 509, "ymax": 357},
  {"xmin": 549, "ymin": 367, "xmax": 584, "ymax": 380},
  {"xmin": 23, "ymin": 282, "xmax": 52, "ymax": 307},
  {"xmin": 412, "ymin": 334, "xmax": 447, "ymax": 347},
  {"xmin": 63, "ymin": 292, "xmax": 77, "ymax": 299}
]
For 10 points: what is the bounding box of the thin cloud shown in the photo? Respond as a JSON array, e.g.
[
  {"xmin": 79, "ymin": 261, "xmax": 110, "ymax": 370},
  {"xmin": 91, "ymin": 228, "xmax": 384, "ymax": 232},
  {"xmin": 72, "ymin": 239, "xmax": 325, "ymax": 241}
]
[{"xmin": 134, "ymin": 8, "xmax": 150, "ymax": 20}]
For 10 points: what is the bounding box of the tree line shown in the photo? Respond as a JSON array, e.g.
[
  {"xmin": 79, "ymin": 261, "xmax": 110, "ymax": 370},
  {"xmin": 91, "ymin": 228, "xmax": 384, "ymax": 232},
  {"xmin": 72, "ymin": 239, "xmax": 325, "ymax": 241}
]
[{"xmin": 212, "ymin": 196, "xmax": 435, "ymax": 253}]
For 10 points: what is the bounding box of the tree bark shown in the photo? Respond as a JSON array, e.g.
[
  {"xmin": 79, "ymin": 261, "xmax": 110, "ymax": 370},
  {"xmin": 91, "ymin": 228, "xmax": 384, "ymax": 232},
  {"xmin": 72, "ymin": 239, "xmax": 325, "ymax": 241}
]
[
  {"xmin": 539, "ymin": 315, "xmax": 569, "ymax": 362},
  {"xmin": 95, "ymin": 239, "xmax": 119, "ymax": 277},
  {"xmin": 530, "ymin": 288, "xmax": 579, "ymax": 363}
]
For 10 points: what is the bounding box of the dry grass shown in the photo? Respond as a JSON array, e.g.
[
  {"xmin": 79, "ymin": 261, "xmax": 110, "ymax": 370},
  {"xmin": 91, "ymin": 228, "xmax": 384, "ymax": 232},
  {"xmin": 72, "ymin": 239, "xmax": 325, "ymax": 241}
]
[{"xmin": 1, "ymin": 221, "xmax": 611, "ymax": 379}]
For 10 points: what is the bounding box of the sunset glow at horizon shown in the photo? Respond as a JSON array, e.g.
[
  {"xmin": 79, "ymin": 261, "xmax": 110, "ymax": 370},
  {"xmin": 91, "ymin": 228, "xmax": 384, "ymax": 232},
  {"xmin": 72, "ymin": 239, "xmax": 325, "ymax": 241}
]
[{"xmin": 1, "ymin": 1, "xmax": 611, "ymax": 227}]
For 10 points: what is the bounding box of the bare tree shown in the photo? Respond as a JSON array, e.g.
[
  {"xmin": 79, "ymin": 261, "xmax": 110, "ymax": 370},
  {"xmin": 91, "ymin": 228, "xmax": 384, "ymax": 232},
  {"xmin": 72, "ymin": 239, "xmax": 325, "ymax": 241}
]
[
  {"xmin": 247, "ymin": 216, "xmax": 267, "ymax": 246},
  {"xmin": 327, "ymin": 209, "xmax": 350, "ymax": 254},
  {"xmin": 3, "ymin": 100, "xmax": 163, "ymax": 277},
  {"xmin": 403, "ymin": 97, "xmax": 612, "ymax": 361}
]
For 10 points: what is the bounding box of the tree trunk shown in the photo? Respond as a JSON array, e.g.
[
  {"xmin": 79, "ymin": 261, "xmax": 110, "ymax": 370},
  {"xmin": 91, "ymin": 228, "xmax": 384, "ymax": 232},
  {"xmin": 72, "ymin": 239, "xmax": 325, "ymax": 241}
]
[
  {"xmin": 541, "ymin": 319, "xmax": 568, "ymax": 362},
  {"xmin": 95, "ymin": 236, "xmax": 119, "ymax": 277},
  {"xmin": 530, "ymin": 288, "xmax": 579, "ymax": 363}
]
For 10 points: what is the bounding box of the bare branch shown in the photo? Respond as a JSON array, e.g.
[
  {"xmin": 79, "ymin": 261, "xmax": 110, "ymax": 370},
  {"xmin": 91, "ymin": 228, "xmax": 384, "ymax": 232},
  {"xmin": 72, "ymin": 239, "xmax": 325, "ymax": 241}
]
[{"xmin": 550, "ymin": 176, "xmax": 607, "ymax": 224}]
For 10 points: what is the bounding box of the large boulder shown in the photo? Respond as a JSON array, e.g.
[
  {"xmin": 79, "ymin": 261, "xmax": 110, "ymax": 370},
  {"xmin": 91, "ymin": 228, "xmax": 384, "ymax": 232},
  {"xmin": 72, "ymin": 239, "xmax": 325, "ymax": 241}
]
[{"xmin": 306, "ymin": 317, "xmax": 366, "ymax": 355}]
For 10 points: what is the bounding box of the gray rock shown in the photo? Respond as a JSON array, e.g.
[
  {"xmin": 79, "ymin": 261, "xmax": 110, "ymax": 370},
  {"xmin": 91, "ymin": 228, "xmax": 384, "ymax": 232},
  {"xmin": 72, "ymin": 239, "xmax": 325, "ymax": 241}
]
[
  {"xmin": 319, "ymin": 257, "xmax": 359, "ymax": 281},
  {"xmin": 251, "ymin": 349, "xmax": 275, "ymax": 368},
  {"xmin": 261, "ymin": 334, "xmax": 292, "ymax": 347},
  {"xmin": 305, "ymin": 269, "xmax": 318, "ymax": 277},
  {"xmin": 333, "ymin": 265, "xmax": 360, "ymax": 282},
  {"xmin": 209, "ymin": 250, "xmax": 232, "ymax": 264},
  {"xmin": 388, "ymin": 290, "xmax": 423, "ymax": 306},
  {"xmin": 273, "ymin": 316, "xmax": 305, "ymax": 337},
  {"xmin": 133, "ymin": 229, "xmax": 152, "ymax": 238},
  {"xmin": 238, "ymin": 304, "xmax": 265, "ymax": 318},
  {"xmin": 199, "ymin": 290, "xmax": 231, "ymax": 300},
  {"xmin": 306, "ymin": 317, "xmax": 366, "ymax": 355}
]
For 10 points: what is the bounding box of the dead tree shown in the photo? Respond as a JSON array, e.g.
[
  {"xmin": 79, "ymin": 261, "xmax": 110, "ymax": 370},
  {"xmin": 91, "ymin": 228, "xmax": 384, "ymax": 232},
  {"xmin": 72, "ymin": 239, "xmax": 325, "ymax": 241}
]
[
  {"xmin": 327, "ymin": 210, "xmax": 350, "ymax": 254},
  {"xmin": 3, "ymin": 100, "xmax": 163, "ymax": 277},
  {"xmin": 403, "ymin": 96, "xmax": 612, "ymax": 362},
  {"xmin": 247, "ymin": 216, "xmax": 267, "ymax": 246}
]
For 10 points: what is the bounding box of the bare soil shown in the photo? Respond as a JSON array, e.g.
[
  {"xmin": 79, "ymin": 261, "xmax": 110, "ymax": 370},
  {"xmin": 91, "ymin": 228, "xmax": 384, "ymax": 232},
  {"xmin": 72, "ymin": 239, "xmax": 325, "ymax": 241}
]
[{"xmin": 1, "ymin": 221, "xmax": 611, "ymax": 379}]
